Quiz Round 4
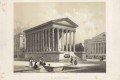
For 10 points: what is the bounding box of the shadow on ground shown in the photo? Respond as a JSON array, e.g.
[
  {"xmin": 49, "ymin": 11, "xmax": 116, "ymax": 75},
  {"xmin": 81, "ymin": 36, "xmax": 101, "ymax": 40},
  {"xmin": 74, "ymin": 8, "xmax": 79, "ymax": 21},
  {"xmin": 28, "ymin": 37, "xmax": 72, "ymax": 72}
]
[{"xmin": 14, "ymin": 61, "xmax": 106, "ymax": 73}]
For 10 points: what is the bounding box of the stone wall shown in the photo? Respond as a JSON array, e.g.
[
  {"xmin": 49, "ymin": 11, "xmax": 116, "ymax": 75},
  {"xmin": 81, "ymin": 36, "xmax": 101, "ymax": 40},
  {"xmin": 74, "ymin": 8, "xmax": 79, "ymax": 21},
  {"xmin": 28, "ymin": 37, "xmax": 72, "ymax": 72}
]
[
  {"xmin": 24, "ymin": 52, "xmax": 85, "ymax": 62},
  {"xmin": 25, "ymin": 52, "xmax": 60, "ymax": 62},
  {"xmin": 75, "ymin": 52, "xmax": 86, "ymax": 61}
]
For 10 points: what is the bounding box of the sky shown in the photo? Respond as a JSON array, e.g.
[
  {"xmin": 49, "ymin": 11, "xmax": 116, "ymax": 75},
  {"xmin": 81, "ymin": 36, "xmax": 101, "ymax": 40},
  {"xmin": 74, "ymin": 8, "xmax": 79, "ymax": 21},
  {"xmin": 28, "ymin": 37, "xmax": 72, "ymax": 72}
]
[{"xmin": 14, "ymin": 2, "xmax": 105, "ymax": 44}]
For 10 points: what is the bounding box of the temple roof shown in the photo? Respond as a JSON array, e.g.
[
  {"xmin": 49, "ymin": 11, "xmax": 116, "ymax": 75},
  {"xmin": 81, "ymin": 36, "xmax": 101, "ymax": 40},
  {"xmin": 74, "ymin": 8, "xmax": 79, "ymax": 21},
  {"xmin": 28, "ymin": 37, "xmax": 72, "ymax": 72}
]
[
  {"xmin": 24, "ymin": 17, "xmax": 78, "ymax": 32},
  {"xmin": 84, "ymin": 32, "xmax": 106, "ymax": 43},
  {"xmin": 92, "ymin": 32, "xmax": 106, "ymax": 39}
]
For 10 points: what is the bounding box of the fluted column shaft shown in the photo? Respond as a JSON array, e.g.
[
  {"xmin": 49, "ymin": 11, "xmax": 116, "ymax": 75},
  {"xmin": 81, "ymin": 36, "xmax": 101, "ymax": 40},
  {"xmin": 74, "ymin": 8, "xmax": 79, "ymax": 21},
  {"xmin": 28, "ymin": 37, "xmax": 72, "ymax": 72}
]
[
  {"xmin": 57, "ymin": 28, "xmax": 59, "ymax": 51},
  {"xmin": 39, "ymin": 31, "xmax": 41, "ymax": 52},
  {"xmin": 28, "ymin": 34, "xmax": 30, "ymax": 52},
  {"xmin": 40, "ymin": 31, "xmax": 42, "ymax": 52},
  {"xmin": 52, "ymin": 28, "xmax": 54, "ymax": 51},
  {"xmin": 32, "ymin": 33, "xmax": 34, "ymax": 52},
  {"xmin": 42, "ymin": 30, "xmax": 45, "ymax": 51},
  {"xmin": 61, "ymin": 29, "xmax": 64, "ymax": 51},
  {"xmin": 102, "ymin": 43, "xmax": 104, "ymax": 54},
  {"xmin": 69, "ymin": 31, "xmax": 72, "ymax": 52},
  {"xmin": 45, "ymin": 29, "xmax": 48, "ymax": 51},
  {"xmin": 37, "ymin": 32, "xmax": 39, "ymax": 52},
  {"xmin": 103, "ymin": 43, "xmax": 105, "ymax": 53},
  {"xmin": 66, "ymin": 30, "xmax": 68, "ymax": 51},
  {"xmin": 26, "ymin": 35, "xmax": 28, "ymax": 52},
  {"xmin": 73, "ymin": 31, "xmax": 75, "ymax": 52},
  {"xmin": 48, "ymin": 29, "xmax": 51, "ymax": 51}
]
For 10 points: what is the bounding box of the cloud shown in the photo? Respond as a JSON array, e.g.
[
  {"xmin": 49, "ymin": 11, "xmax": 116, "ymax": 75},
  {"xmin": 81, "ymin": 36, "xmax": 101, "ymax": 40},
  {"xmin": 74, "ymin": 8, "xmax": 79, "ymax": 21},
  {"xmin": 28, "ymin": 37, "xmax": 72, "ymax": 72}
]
[{"xmin": 14, "ymin": 3, "xmax": 105, "ymax": 44}]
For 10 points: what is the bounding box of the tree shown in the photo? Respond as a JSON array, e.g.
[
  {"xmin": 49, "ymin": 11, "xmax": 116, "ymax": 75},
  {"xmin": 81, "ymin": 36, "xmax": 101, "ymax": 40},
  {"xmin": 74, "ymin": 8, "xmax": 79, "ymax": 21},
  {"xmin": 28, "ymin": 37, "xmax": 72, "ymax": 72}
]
[{"xmin": 75, "ymin": 43, "xmax": 84, "ymax": 52}]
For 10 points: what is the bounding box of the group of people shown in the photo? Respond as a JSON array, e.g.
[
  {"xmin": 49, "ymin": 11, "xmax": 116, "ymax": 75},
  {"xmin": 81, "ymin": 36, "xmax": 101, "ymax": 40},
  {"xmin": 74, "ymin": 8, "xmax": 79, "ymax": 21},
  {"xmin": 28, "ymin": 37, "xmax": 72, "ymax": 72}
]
[
  {"xmin": 70, "ymin": 56, "xmax": 78, "ymax": 65},
  {"xmin": 29, "ymin": 56, "xmax": 78, "ymax": 69},
  {"xmin": 100, "ymin": 56, "xmax": 104, "ymax": 62},
  {"xmin": 29, "ymin": 57, "xmax": 46, "ymax": 69}
]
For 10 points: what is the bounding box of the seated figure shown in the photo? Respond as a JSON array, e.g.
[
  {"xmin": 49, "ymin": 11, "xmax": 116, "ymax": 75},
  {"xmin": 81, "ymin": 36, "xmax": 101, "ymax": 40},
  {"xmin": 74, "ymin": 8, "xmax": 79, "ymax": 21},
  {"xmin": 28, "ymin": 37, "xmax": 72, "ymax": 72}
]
[{"xmin": 33, "ymin": 62, "xmax": 38, "ymax": 69}]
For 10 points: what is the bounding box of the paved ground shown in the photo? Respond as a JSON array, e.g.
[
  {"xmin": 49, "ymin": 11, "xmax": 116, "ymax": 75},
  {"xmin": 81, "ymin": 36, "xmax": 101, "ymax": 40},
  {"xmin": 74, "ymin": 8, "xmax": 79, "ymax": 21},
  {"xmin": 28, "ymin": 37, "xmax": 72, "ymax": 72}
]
[
  {"xmin": 14, "ymin": 60, "xmax": 106, "ymax": 73},
  {"xmin": 61, "ymin": 62, "xmax": 106, "ymax": 73}
]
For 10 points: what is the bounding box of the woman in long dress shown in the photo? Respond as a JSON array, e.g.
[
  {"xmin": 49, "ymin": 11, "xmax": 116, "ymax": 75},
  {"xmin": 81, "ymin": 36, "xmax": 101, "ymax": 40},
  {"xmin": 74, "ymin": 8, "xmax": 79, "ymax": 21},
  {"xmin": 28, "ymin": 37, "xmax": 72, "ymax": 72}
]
[
  {"xmin": 29, "ymin": 57, "xmax": 33, "ymax": 67},
  {"xmin": 74, "ymin": 57, "xmax": 78, "ymax": 65}
]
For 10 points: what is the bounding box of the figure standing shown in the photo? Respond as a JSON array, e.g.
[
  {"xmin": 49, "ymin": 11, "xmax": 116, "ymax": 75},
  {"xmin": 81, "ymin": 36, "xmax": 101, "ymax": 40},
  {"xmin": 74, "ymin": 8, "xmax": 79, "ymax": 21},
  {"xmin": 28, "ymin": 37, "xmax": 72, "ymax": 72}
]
[
  {"xmin": 29, "ymin": 57, "xmax": 33, "ymax": 67},
  {"xmin": 100, "ymin": 56, "xmax": 103, "ymax": 62},
  {"xmin": 42, "ymin": 61, "xmax": 46, "ymax": 66},
  {"xmin": 39, "ymin": 56, "xmax": 46, "ymax": 66},
  {"xmin": 39, "ymin": 59, "xmax": 42, "ymax": 66},
  {"xmin": 74, "ymin": 57, "xmax": 78, "ymax": 65},
  {"xmin": 101, "ymin": 56, "xmax": 104, "ymax": 61},
  {"xmin": 41, "ymin": 56, "xmax": 44, "ymax": 63},
  {"xmin": 70, "ymin": 56, "xmax": 73, "ymax": 64}
]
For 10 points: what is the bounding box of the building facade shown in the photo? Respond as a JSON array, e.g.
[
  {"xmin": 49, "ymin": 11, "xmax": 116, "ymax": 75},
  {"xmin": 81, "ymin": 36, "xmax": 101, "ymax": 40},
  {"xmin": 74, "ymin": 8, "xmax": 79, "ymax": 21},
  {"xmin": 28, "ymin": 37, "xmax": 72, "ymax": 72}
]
[
  {"xmin": 84, "ymin": 32, "xmax": 106, "ymax": 59},
  {"xmin": 24, "ymin": 18, "xmax": 78, "ymax": 62},
  {"xmin": 14, "ymin": 32, "xmax": 26, "ymax": 58}
]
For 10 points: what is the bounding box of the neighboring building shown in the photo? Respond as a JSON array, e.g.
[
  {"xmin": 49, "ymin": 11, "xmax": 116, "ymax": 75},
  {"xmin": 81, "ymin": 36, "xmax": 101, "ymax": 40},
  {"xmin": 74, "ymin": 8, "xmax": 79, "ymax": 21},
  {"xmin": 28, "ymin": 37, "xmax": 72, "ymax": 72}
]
[
  {"xmin": 84, "ymin": 32, "xmax": 106, "ymax": 59},
  {"xmin": 14, "ymin": 32, "xmax": 26, "ymax": 58},
  {"xmin": 24, "ymin": 17, "xmax": 78, "ymax": 62}
]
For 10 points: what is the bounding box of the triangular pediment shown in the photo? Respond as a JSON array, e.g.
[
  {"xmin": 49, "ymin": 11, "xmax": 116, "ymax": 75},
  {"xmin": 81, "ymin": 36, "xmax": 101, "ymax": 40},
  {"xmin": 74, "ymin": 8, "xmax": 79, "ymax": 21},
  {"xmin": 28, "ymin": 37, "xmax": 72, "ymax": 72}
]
[
  {"xmin": 52, "ymin": 17, "xmax": 78, "ymax": 28},
  {"xmin": 24, "ymin": 17, "xmax": 78, "ymax": 33},
  {"xmin": 56, "ymin": 21, "xmax": 71, "ymax": 26},
  {"xmin": 93, "ymin": 32, "xmax": 106, "ymax": 39}
]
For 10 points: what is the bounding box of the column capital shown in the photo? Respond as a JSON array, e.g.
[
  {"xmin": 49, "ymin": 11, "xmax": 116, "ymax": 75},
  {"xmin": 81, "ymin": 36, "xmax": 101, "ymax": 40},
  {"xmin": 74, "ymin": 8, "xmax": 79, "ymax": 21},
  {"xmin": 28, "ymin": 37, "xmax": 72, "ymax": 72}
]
[
  {"xmin": 69, "ymin": 30, "xmax": 72, "ymax": 33},
  {"xmin": 52, "ymin": 28, "xmax": 55, "ymax": 29},
  {"xmin": 57, "ymin": 28, "xmax": 60, "ymax": 31},
  {"xmin": 73, "ymin": 30, "xmax": 76, "ymax": 33},
  {"xmin": 61, "ymin": 29, "xmax": 64, "ymax": 31},
  {"xmin": 65, "ymin": 29, "xmax": 68, "ymax": 33},
  {"xmin": 57, "ymin": 28, "xmax": 60, "ymax": 30},
  {"xmin": 52, "ymin": 28, "xmax": 55, "ymax": 31}
]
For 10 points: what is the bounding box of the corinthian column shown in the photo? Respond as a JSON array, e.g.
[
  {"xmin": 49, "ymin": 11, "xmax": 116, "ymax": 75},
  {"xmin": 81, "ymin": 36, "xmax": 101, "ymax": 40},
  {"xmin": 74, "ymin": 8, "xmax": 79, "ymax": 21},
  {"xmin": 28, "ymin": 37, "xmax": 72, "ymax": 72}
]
[
  {"xmin": 57, "ymin": 28, "xmax": 59, "ymax": 51},
  {"xmin": 95, "ymin": 43, "xmax": 96, "ymax": 54},
  {"xmin": 69, "ymin": 31, "xmax": 72, "ymax": 52},
  {"xmin": 35, "ymin": 33, "xmax": 37, "ymax": 52},
  {"xmin": 102, "ymin": 43, "xmax": 104, "ymax": 54},
  {"xmin": 37, "ymin": 32, "xmax": 39, "ymax": 52},
  {"xmin": 26, "ymin": 34, "xmax": 28, "ymax": 52},
  {"xmin": 28, "ymin": 34, "xmax": 30, "ymax": 52},
  {"xmin": 103, "ymin": 43, "xmax": 105, "ymax": 54},
  {"xmin": 32, "ymin": 33, "xmax": 34, "ymax": 52},
  {"xmin": 66, "ymin": 30, "xmax": 68, "ymax": 51},
  {"xmin": 40, "ymin": 31, "xmax": 42, "ymax": 52},
  {"xmin": 48, "ymin": 29, "xmax": 51, "ymax": 51},
  {"xmin": 73, "ymin": 31, "xmax": 75, "ymax": 52},
  {"xmin": 42, "ymin": 30, "xmax": 45, "ymax": 51},
  {"xmin": 45, "ymin": 29, "xmax": 48, "ymax": 51},
  {"xmin": 39, "ymin": 31, "xmax": 41, "ymax": 52},
  {"xmin": 61, "ymin": 29, "xmax": 64, "ymax": 51},
  {"xmin": 52, "ymin": 28, "xmax": 54, "ymax": 51}
]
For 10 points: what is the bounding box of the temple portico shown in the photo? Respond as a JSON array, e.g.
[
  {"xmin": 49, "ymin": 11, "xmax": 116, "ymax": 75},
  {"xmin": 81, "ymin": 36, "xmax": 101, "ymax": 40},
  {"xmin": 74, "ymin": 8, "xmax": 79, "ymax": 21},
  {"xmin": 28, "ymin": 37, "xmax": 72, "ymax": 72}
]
[
  {"xmin": 24, "ymin": 18, "xmax": 78, "ymax": 61},
  {"xmin": 25, "ymin": 28, "xmax": 76, "ymax": 52}
]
